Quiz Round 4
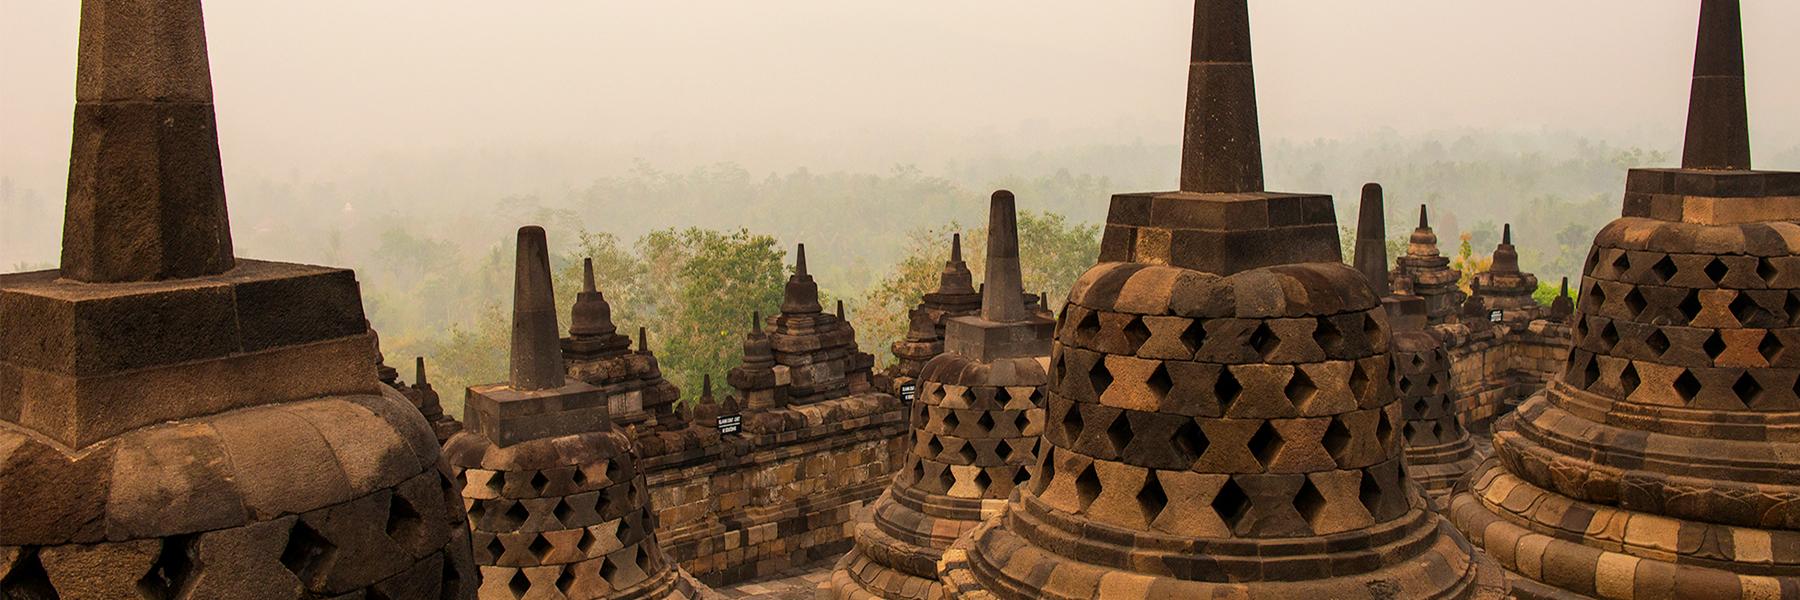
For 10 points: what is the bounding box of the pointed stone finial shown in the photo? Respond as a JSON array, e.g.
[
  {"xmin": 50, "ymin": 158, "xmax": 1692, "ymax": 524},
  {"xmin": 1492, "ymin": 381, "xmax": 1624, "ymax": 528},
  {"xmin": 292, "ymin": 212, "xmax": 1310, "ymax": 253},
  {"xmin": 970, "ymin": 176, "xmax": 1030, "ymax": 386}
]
[
  {"xmin": 1491, "ymin": 224, "xmax": 1521, "ymax": 273},
  {"xmin": 1419, "ymin": 204, "xmax": 1431, "ymax": 230},
  {"xmin": 1560, "ymin": 276, "xmax": 1570, "ymax": 297},
  {"xmin": 638, "ymin": 327, "xmax": 649, "ymax": 352},
  {"xmin": 951, "ymin": 233, "xmax": 963, "ymax": 263},
  {"xmin": 509, "ymin": 226, "xmax": 565, "ymax": 391},
  {"xmin": 1503, "ymin": 223, "xmax": 1513, "ymax": 246},
  {"xmin": 782, "ymin": 244, "xmax": 823, "ymax": 314},
  {"xmin": 1179, "ymin": 0, "xmax": 1263, "ymax": 194},
  {"xmin": 703, "ymin": 374, "xmax": 714, "ymax": 399},
  {"xmin": 752, "ymin": 311, "xmax": 762, "ymax": 332},
  {"xmin": 837, "ymin": 299, "xmax": 846, "ymax": 320},
  {"xmin": 1041, "ymin": 291, "xmax": 1050, "ymax": 308},
  {"xmin": 981, "ymin": 190, "xmax": 1029, "ymax": 323},
  {"xmin": 1682, "ymin": 0, "xmax": 1751, "ymax": 170},
  {"xmin": 1354, "ymin": 183, "xmax": 1390, "ymax": 297},
  {"xmin": 60, "ymin": 0, "xmax": 235, "ymax": 282},
  {"xmin": 937, "ymin": 233, "xmax": 976, "ymax": 296},
  {"xmin": 415, "ymin": 356, "xmax": 429, "ymax": 386},
  {"xmin": 570, "ymin": 257, "xmax": 617, "ymax": 337}
]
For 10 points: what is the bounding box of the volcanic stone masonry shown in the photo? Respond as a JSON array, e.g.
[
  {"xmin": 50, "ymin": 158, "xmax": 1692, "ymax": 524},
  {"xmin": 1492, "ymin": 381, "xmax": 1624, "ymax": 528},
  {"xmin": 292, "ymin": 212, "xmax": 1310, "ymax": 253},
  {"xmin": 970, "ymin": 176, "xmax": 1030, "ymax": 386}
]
[
  {"xmin": 1393, "ymin": 204, "xmax": 1469, "ymax": 326},
  {"xmin": 826, "ymin": 191, "xmax": 1055, "ymax": 600},
  {"xmin": 1466, "ymin": 224, "xmax": 1543, "ymax": 326},
  {"xmin": 408, "ymin": 356, "xmax": 468, "ymax": 445},
  {"xmin": 442, "ymin": 227, "xmax": 707, "ymax": 599},
  {"xmin": 937, "ymin": 1, "xmax": 1504, "ymax": 597},
  {"xmin": 892, "ymin": 235, "xmax": 983, "ymax": 384},
  {"xmin": 1447, "ymin": 0, "xmax": 1800, "ymax": 597},
  {"xmin": 0, "ymin": 0, "xmax": 477, "ymax": 596},
  {"xmin": 564, "ymin": 258, "xmax": 683, "ymax": 431}
]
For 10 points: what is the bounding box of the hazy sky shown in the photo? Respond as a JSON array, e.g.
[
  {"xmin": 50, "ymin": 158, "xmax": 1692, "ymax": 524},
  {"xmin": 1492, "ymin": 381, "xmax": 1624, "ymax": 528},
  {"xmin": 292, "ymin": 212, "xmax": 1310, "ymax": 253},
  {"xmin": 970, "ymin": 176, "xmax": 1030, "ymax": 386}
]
[{"xmin": 3, "ymin": 1, "xmax": 1798, "ymax": 197}]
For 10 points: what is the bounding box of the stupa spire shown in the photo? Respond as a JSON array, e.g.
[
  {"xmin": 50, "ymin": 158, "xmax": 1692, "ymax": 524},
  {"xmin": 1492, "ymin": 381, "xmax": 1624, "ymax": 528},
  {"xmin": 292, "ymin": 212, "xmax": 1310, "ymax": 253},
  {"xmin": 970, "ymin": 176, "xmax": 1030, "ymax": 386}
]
[
  {"xmin": 415, "ymin": 356, "xmax": 429, "ymax": 386},
  {"xmin": 1353, "ymin": 183, "xmax": 1390, "ymax": 297},
  {"xmin": 782, "ymin": 243, "xmax": 823, "ymax": 314},
  {"xmin": 1179, "ymin": 0, "xmax": 1263, "ymax": 193},
  {"xmin": 1419, "ymin": 204, "xmax": 1430, "ymax": 230},
  {"xmin": 980, "ymin": 191, "xmax": 1030, "ymax": 323},
  {"xmin": 509, "ymin": 226, "xmax": 565, "ymax": 391},
  {"xmin": 569, "ymin": 257, "xmax": 618, "ymax": 338},
  {"xmin": 60, "ymin": 0, "xmax": 234, "ymax": 282},
  {"xmin": 1682, "ymin": 0, "xmax": 1751, "ymax": 170}
]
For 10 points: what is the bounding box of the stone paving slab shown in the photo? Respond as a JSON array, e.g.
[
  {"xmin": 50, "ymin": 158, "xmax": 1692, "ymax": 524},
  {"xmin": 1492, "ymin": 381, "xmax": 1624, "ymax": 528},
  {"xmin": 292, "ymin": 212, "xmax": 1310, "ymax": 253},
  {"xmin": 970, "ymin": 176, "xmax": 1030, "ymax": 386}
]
[{"xmin": 715, "ymin": 560, "xmax": 834, "ymax": 600}]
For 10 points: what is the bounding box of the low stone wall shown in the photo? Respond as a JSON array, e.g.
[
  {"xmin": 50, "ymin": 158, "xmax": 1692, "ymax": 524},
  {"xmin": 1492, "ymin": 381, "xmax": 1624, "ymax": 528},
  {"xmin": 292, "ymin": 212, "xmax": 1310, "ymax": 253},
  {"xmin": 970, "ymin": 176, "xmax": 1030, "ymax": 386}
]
[
  {"xmin": 1441, "ymin": 318, "xmax": 1572, "ymax": 432},
  {"xmin": 636, "ymin": 396, "xmax": 909, "ymax": 586}
]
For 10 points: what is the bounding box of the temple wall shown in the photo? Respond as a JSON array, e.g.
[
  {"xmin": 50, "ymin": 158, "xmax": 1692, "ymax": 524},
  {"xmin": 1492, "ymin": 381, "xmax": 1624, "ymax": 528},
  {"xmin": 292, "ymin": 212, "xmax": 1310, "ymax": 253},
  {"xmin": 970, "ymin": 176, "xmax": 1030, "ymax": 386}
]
[
  {"xmin": 638, "ymin": 407, "xmax": 908, "ymax": 585},
  {"xmin": 1442, "ymin": 319, "xmax": 1572, "ymax": 430}
]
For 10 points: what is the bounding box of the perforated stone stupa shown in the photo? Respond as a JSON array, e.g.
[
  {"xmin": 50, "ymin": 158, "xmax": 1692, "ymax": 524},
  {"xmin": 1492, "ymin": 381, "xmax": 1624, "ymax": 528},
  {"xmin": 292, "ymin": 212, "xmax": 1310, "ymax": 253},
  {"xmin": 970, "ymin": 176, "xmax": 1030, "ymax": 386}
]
[
  {"xmin": 826, "ymin": 191, "xmax": 1054, "ymax": 600},
  {"xmin": 937, "ymin": 2, "xmax": 1500, "ymax": 597},
  {"xmin": 1447, "ymin": 1, "xmax": 1800, "ymax": 597},
  {"xmin": 442, "ymin": 227, "xmax": 706, "ymax": 599},
  {"xmin": 0, "ymin": 1, "xmax": 477, "ymax": 596}
]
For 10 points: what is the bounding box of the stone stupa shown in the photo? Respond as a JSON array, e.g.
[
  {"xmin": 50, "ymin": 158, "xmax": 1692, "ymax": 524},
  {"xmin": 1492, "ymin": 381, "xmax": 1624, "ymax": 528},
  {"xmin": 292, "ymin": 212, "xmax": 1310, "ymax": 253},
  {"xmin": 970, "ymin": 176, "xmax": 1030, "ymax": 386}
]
[
  {"xmin": 442, "ymin": 227, "xmax": 707, "ymax": 599},
  {"xmin": 826, "ymin": 191, "xmax": 1055, "ymax": 600},
  {"xmin": 938, "ymin": 1, "xmax": 1502, "ymax": 597},
  {"xmin": 1447, "ymin": 1, "xmax": 1800, "ymax": 597},
  {"xmin": 0, "ymin": 1, "xmax": 476, "ymax": 596}
]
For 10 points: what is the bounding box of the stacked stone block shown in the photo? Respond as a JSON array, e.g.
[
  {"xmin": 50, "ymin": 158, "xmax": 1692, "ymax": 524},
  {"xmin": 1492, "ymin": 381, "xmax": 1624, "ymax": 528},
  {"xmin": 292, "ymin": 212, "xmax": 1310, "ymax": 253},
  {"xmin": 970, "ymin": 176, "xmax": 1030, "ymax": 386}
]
[
  {"xmin": 0, "ymin": 1, "xmax": 475, "ymax": 596},
  {"xmin": 564, "ymin": 258, "xmax": 683, "ymax": 432},
  {"xmin": 1393, "ymin": 205, "xmax": 1468, "ymax": 326},
  {"xmin": 1447, "ymin": 2, "xmax": 1800, "ymax": 596}
]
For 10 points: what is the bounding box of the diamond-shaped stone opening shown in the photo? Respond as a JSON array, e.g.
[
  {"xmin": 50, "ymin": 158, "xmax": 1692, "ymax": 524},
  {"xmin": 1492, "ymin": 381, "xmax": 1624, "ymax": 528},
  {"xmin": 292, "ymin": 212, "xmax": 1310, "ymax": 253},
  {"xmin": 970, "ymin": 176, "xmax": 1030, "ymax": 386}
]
[
  {"xmin": 912, "ymin": 404, "xmax": 929, "ymax": 429},
  {"xmin": 1247, "ymin": 422, "xmax": 1283, "ymax": 469},
  {"xmin": 995, "ymin": 439, "xmax": 1014, "ymax": 461},
  {"xmin": 956, "ymin": 440, "xmax": 979, "ymax": 464},
  {"xmin": 1623, "ymin": 288, "xmax": 1647, "ymax": 319},
  {"xmin": 557, "ymin": 568, "xmax": 578, "ymax": 594},
  {"xmin": 1645, "ymin": 329, "xmax": 1672, "ymax": 356},
  {"xmin": 1313, "ymin": 317, "xmax": 1343, "ymax": 352},
  {"xmin": 1733, "ymin": 372, "xmax": 1763, "ymax": 404},
  {"xmin": 1649, "ymin": 255, "xmax": 1676, "ymax": 283},
  {"xmin": 1619, "ymin": 363, "xmax": 1641, "ymax": 397},
  {"xmin": 1293, "ymin": 478, "xmax": 1327, "ymax": 529},
  {"xmin": 1216, "ymin": 367, "xmax": 1244, "ymax": 412},
  {"xmin": 637, "ymin": 544, "xmax": 654, "ymax": 573},
  {"xmin": 1248, "ymin": 323, "xmax": 1279, "ymax": 358},
  {"xmin": 1410, "ymin": 398, "xmax": 1430, "ymax": 418},
  {"xmin": 1430, "ymin": 420, "xmax": 1446, "ymax": 439},
  {"xmin": 1322, "ymin": 418, "xmax": 1352, "ymax": 464},
  {"xmin": 1211, "ymin": 478, "xmax": 1252, "ymax": 530},
  {"xmin": 485, "ymin": 536, "xmax": 506, "ymax": 562},
  {"xmin": 1731, "ymin": 293, "xmax": 1767, "ymax": 326},
  {"xmin": 1173, "ymin": 419, "xmax": 1208, "ymax": 463},
  {"xmin": 1146, "ymin": 363, "xmax": 1174, "ymax": 400},
  {"xmin": 487, "ymin": 471, "xmax": 507, "ymax": 494},
  {"xmin": 927, "ymin": 436, "xmax": 945, "ymax": 459},
  {"xmin": 1759, "ymin": 257, "xmax": 1779, "ymax": 283},
  {"xmin": 1180, "ymin": 319, "xmax": 1208, "ymax": 354},
  {"xmin": 1588, "ymin": 282, "xmax": 1608, "ymax": 311},
  {"xmin": 1761, "ymin": 332, "xmax": 1784, "ymax": 364},
  {"xmin": 1581, "ymin": 354, "xmax": 1603, "ymax": 390},
  {"xmin": 910, "ymin": 459, "xmax": 926, "ymax": 486},
  {"xmin": 1402, "ymin": 422, "xmax": 1420, "ymax": 443},
  {"xmin": 973, "ymin": 469, "xmax": 993, "ymax": 494},
  {"xmin": 1410, "ymin": 353, "xmax": 1426, "ymax": 369},
  {"xmin": 942, "ymin": 410, "xmax": 961, "ymax": 432},
  {"xmin": 1076, "ymin": 310, "xmax": 1102, "ymax": 340},
  {"xmin": 976, "ymin": 411, "xmax": 995, "ymax": 434},
  {"xmin": 1598, "ymin": 321, "xmax": 1620, "ymax": 350},
  {"xmin": 577, "ymin": 528, "xmax": 598, "ymax": 555},
  {"xmin": 1585, "ymin": 248, "xmax": 1600, "ymax": 273},
  {"xmin": 1105, "ymin": 413, "xmax": 1134, "ymax": 455},
  {"xmin": 1704, "ymin": 331, "xmax": 1727, "ymax": 360},
  {"xmin": 599, "ymin": 558, "xmax": 618, "ymax": 584},
  {"xmin": 509, "ymin": 569, "xmax": 532, "ymax": 597},
  {"xmin": 1611, "ymin": 252, "xmax": 1631, "ymax": 274},
  {"xmin": 385, "ymin": 493, "xmax": 424, "ymax": 544},
  {"xmin": 1013, "ymin": 410, "xmax": 1032, "ymax": 435},
  {"xmin": 1362, "ymin": 312, "xmax": 1383, "ymax": 341},
  {"xmin": 1013, "ymin": 464, "xmax": 1031, "ymax": 486},
  {"xmin": 1074, "ymin": 463, "xmax": 1102, "ymax": 510},
  {"xmin": 937, "ymin": 467, "xmax": 957, "ymax": 493},
  {"xmin": 530, "ymin": 471, "xmax": 551, "ymax": 494},
  {"xmin": 1123, "ymin": 316, "xmax": 1152, "ymax": 353},
  {"xmin": 1788, "ymin": 293, "xmax": 1800, "ymax": 326},
  {"xmin": 529, "ymin": 534, "xmax": 554, "ymax": 561},
  {"xmin": 1060, "ymin": 403, "xmax": 1085, "ymax": 443},
  {"xmin": 1358, "ymin": 470, "xmax": 1385, "ymax": 518},
  {"xmin": 137, "ymin": 535, "xmax": 195, "ymax": 598},
  {"xmin": 1704, "ymin": 258, "xmax": 1729, "ymax": 284},
  {"xmin": 553, "ymin": 498, "xmax": 574, "ymax": 524},
  {"xmin": 1347, "ymin": 362, "xmax": 1371, "ymax": 398},
  {"xmin": 1032, "ymin": 452, "xmax": 1057, "ymax": 495},
  {"xmin": 929, "ymin": 383, "xmax": 947, "ymax": 403},
  {"xmin": 281, "ymin": 520, "xmax": 338, "ymax": 588},
  {"xmin": 1137, "ymin": 473, "xmax": 1169, "ymax": 524},
  {"xmin": 1089, "ymin": 358, "xmax": 1114, "ymax": 398},
  {"xmin": 1678, "ymin": 291, "xmax": 1704, "ymax": 323},
  {"xmin": 1284, "ymin": 368, "xmax": 1318, "ymax": 409},
  {"xmin": 1673, "ymin": 370, "xmax": 1703, "ymax": 403},
  {"xmin": 571, "ymin": 468, "xmax": 589, "ymax": 488}
]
